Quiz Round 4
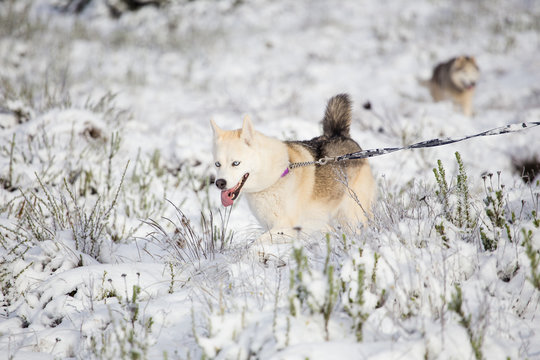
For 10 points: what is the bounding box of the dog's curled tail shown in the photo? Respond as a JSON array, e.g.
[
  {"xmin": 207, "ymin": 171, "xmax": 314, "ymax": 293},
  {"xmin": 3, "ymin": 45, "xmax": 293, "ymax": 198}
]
[{"xmin": 323, "ymin": 93, "xmax": 352, "ymax": 138}]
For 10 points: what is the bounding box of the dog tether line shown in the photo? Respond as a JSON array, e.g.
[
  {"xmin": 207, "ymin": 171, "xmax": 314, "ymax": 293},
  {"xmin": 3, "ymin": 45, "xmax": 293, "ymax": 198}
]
[{"xmin": 288, "ymin": 121, "xmax": 540, "ymax": 169}]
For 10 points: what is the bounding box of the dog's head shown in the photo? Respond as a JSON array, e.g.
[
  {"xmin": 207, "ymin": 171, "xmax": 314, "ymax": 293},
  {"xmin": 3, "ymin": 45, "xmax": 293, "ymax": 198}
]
[
  {"xmin": 210, "ymin": 116, "xmax": 260, "ymax": 207},
  {"xmin": 451, "ymin": 56, "xmax": 480, "ymax": 91}
]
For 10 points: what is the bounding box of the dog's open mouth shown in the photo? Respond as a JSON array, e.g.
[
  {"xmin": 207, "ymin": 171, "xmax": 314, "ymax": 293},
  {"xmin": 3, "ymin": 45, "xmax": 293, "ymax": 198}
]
[
  {"xmin": 221, "ymin": 173, "xmax": 249, "ymax": 207},
  {"xmin": 462, "ymin": 81, "xmax": 476, "ymax": 90}
]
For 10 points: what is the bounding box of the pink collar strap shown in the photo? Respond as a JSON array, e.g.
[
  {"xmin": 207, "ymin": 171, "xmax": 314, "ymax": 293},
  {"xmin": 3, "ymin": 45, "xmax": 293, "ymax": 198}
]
[{"xmin": 281, "ymin": 168, "xmax": 290, "ymax": 177}]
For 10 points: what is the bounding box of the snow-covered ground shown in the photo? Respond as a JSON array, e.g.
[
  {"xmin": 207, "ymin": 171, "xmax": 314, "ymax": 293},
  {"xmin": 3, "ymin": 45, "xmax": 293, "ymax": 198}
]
[{"xmin": 1, "ymin": 0, "xmax": 539, "ymax": 359}]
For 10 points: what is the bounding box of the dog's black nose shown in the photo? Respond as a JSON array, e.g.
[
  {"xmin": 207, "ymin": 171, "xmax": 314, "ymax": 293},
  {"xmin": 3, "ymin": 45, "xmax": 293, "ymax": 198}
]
[{"xmin": 215, "ymin": 179, "xmax": 227, "ymax": 190}]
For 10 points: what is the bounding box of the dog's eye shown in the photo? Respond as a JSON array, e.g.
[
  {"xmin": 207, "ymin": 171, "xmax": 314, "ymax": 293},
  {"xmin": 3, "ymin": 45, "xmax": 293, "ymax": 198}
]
[
  {"xmin": 215, "ymin": 162, "xmax": 221, "ymax": 168},
  {"xmin": 232, "ymin": 161, "xmax": 241, "ymax": 167}
]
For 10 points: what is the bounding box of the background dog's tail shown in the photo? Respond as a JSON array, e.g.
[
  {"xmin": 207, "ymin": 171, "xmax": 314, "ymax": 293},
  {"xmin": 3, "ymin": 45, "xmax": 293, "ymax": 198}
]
[{"xmin": 322, "ymin": 93, "xmax": 352, "ymax": 138}]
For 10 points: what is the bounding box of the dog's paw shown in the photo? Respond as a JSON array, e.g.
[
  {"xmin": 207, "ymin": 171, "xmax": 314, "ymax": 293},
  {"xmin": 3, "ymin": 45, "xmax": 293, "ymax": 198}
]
[
  {"xmin": 259, "ymin": 251, "xmax": 287, "ymax": 268},
  {"xmin": 249, "ymin": 243, "xmax": 287, "ymax": 267}
]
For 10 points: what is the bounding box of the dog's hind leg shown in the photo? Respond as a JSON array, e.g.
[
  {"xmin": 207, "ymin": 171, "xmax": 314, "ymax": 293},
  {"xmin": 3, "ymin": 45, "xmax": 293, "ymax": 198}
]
[
  {"xmin": 336, "ymin": 164, "xmax": 376, "ymax": 229},
  {"xmin": 460, "ymin": 92, "xmax": 474, "ymax": 117}
]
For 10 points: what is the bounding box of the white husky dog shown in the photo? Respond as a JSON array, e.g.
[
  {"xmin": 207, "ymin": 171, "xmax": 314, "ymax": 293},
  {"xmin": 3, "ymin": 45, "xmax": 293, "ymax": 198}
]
[{"xmin": 211, "ymin": 94, "xmax": 376, "ymax": 257}]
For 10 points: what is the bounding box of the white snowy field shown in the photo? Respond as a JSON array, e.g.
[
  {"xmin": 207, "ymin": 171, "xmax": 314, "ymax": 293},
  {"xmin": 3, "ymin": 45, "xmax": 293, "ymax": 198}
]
[{"xmin": 1, "ymin": 0, "xmax": 539, "ymax": 359}]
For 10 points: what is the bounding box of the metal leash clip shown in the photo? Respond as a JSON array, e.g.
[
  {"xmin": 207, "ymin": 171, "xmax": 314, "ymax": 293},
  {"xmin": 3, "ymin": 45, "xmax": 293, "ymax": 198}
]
[{"xmin": 316, "ymin": 156, "xmax": 336, "ymax": 165}]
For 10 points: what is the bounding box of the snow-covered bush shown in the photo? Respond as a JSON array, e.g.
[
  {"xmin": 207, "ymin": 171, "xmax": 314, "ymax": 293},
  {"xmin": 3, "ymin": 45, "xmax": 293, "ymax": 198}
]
[{"xmin": 86, "ymin": 274, "xmax": 155, "ymax": 360}]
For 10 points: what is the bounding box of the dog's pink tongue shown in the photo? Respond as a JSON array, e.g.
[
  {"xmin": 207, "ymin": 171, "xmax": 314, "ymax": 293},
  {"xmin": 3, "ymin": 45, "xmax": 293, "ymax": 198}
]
[{"xmin": 221, "ymin": 190, "xmax": 234, "ymax": 207}]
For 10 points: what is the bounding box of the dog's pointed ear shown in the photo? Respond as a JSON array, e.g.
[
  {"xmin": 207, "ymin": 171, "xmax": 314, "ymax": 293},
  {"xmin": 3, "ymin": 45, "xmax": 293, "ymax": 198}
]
[
  {"xmin": 210, "ymin": 119, "xmax": 224, "ymax": 138},
  {"xmin": 240, "ymin": 115, "xmax": 255, "ymax": 146}
]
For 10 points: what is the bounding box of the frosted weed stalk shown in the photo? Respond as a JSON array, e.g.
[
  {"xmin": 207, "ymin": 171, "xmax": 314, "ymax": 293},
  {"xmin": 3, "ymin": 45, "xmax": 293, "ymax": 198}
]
[
  {"xmin": 479, "ymin": 171, "xmax": 512, "ymax": 251},
  {"xmin": 145, "ymin": 200, "xmax": 234, "ymax": 265},
  {"xmin": 87, "ymin": 273, "xmax": 155, "ymax": 360},
  {"xmin": 0, "ymin": 133, "xmax": 17, "ymax": 192},
  {"xmin": 433, "ymin": 152, "xmax": 476, "ymax": 232},
  {"xmin": 448, "ymin": 285, "xmax": 485, "ymax": 360},
  {"xmin": 0, "ymin": 223, "xmax": 32, "ymax": 312},
  {"xmin": 18, "ymin": 165, "xmax": 126, "ymax": 260},
  {"xmin": 522, "ymin": 203, "xmax": 540, "ymax": 290}
]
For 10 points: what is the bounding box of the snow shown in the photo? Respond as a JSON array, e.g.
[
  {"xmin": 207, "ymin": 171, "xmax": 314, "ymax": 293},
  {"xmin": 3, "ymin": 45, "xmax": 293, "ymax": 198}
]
[{"xmin": 1, "ymin": 0, "xmax": 540, "ymax": 359}]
